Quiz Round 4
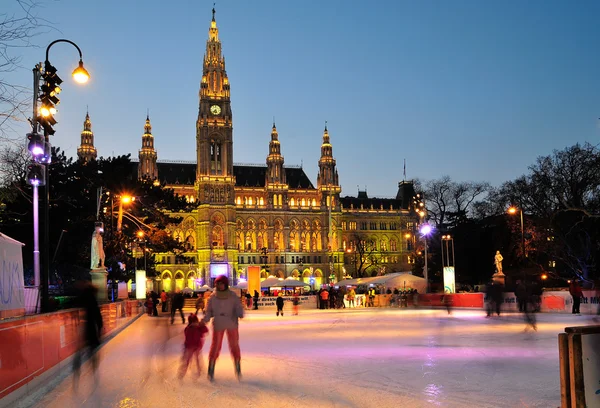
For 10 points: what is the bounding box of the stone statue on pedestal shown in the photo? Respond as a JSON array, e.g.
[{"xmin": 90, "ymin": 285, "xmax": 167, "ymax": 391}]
[{"xmin": 91, "ymin": 225, "xmax": 105, "ymax": 269}]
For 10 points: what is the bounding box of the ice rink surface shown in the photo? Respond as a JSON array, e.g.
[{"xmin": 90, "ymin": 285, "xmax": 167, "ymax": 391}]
[{"xmin": 30, "ymin": 307, "xmax": 598, "ymax": 408}]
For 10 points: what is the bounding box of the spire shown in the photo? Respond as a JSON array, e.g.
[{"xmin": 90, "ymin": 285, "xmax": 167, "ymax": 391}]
[
  {"xmin": 200, "ymin": 5, "xmax": 229, "ymax": 99},
  {"xmin": 144, "ymin": 113, "xmax": 152, "ymax": 135},
  {"xmin": 317, "ymin": 123, "xmax": 339, "ymax": 191},
  {"xmin": 139, "ymin": 114, "xmax": 158, "ymax": 180},
  {"xmin": 77, "ymin": 110, "xmax": 97, "ymax": 162},
  {"xmin": 266, "ymin": 123, "xmax": 286, "ymax": 187},
  {"xmin": 212, "ymin": 4, "xmax": 216, "ymax": 21}
]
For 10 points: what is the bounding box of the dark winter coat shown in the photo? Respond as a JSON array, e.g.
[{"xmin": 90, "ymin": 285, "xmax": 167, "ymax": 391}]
[{"xmin": 276, "ymin": 297, "xmax": 284, "ymax": 308}]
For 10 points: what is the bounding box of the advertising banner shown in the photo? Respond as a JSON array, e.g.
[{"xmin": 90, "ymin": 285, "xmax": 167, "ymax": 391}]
[
  {"xmin": 247, "ymin": 265, "xmax": 261, "ymax": 297},
  {"xmin": 443, "ymin": 267, "xmax": 456, "ymax": 293},
  {"xmin": 0, "ymin": 233, "xmax": 25, "ymax": 317},
  {"xmin": 254, "ymin": 295, "xmax": 317, "ymax": 309},
  {"xmin": 135, "ymin": 270, "xmax": 146, "ymax": 299}
]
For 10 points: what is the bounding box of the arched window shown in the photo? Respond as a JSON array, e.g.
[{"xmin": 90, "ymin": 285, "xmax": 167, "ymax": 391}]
[
  {"xmin": 390, "ymin": 239, "xmax": 397, "ymax": 251},
  {"xmin": 301, "ymin": 198, "xmax": 306, "ymax": 207},
  {"xmin": 259, "ymin": 197, "xmax": 264, "ymax": 206},
  {"xmin": 312, "ymin": 198, "xmax": 316, "ymax": 207},
  {"xmin": 290, "ymin": 198, "xmax": 295, "ymax": 207},
  {"xmin": 236, "ymin": 196, "xmax": 242, "ymax": 205},
  {"xmin": 212, "ymin": 225, "xmax": 223, "ymax": 247}
]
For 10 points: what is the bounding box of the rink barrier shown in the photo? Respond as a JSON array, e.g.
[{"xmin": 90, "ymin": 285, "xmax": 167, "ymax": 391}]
[
  {"xmin": 0, "ymin": 299, "xmax": 143, "ymax": 408},
  {"xmin": 558, "ymin": 325, "xmax": 600, "ymax": 408}
]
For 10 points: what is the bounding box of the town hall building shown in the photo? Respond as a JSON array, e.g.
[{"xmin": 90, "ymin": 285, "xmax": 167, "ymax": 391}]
[{"xmin": 77, "ymin": 9, "xmax": 419, "ymax": 291}]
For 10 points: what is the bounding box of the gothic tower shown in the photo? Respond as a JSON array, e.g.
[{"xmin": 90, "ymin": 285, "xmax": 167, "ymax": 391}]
[
  {"xmin": 317, "ymin": 123, "xmax": 341, "ymax": 206},
  {"xmin": 196, "ymin": 7, "xmax": 234, "ymax": 203},
  {"xmin": 138, "ymin": 114, "xmax": 158, "ymax": 180},
  {"xmin": 76, "ymin": 111, "xmax": 97, "ymax": 163},
  {"xmin": 194, "ymin": 7, "xmax": 237, "ymax": 283},
  {"xmin": 265, "ymin": 122, "xmax": 288, "ymax": 208}
]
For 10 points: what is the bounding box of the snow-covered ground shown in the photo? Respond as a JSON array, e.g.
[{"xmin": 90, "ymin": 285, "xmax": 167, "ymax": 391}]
[{"xmin": 29, "ymin": 307, "xmax": 598, "ymax": 408}]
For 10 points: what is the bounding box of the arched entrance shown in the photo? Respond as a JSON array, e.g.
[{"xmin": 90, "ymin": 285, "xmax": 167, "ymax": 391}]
[
  {"xmin": 175, "ymin": 271, "xmax": 185, "ymax": 291},
  {"xmin": 186, "ymin": 271, "xmax": 196, "ymax": 289},
  {"xmin": 161, "ymin": 271, "xmax": 173, "ymax": 293},
  {"xmin": 314, "ymin": 269, "xmax": 323, "ymax": 289}
]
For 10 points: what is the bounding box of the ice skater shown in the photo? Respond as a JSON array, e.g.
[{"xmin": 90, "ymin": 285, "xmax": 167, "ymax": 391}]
[
  {"xmin": 276, "ymin": 293, "xmax": 284, "ymax": 316},
  {"xmin": 73, "ymin": 282, "xmax": 103, "ymax": 391},
  {"xmin": 203, "ymin": 275, "xmax": 245, "ymax": 381},
  {"xmin": 178, "ymin": 314, "xmax": 208, "ymax": 379}
]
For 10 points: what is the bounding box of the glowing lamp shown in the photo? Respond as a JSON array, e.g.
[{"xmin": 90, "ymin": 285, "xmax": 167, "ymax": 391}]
[
  {"xmin": 508, "ymin": 207, "xmax": 517, "ymax": 215},
  {"xmin": 541, "ymin": 274, "xmax": 548, "ymax": 280},
  {"xmin": 420, "ymin": 224, "xmax": 432, "ymax": 235},
  {"xmin": 27, "ymin": 132, "xmax": 45, "ymax": 157},
  {"xmin": 72, "ymin": 60, "xmax": 90, "ymax": 84},
  {"xmin": 27, "ymin": 162, "xmax": 45, "ymax": 186}
]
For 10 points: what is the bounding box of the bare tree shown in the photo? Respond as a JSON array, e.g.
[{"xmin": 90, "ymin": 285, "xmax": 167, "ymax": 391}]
[
  {"xmin": 0, "ymin": 0, "xmax": 52, "ymax": 140},
  {"xmin": 424, "ymin": 176, "xmax": 491, "ymax": 227}
]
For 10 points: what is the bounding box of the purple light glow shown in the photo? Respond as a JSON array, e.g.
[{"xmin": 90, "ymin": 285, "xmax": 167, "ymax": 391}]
[
  {"xmin": 31, "ymin": 146, "xmax": 44, "ymax": 156},
  {"xmin": 29, "ymin": 179, "xmax": 40, "ymax": 186},
  {"xmin": 420, "ymin": 224, "xmax": 432, "ymax": 235}
]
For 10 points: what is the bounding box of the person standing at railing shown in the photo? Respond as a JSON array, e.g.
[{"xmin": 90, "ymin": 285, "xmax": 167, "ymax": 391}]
[{"xmin": 569, "ymin": 279, "xmax": 583, "ymax": 315}]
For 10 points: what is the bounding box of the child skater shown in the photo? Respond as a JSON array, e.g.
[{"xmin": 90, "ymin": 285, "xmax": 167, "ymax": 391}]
[{"xmin": 178, "ymin": 313, "xmax": 209, "ymax": 379}]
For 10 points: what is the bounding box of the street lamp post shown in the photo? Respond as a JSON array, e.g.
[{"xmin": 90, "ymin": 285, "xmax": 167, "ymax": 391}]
[
  {"xmin": 508, "ymin": 206, "xmax": 525, "ymax": 260},
  {"xmin": 28, "ymin": 39, "xmax": 90, "ymax": 312},
  {"xmin": 420, "ymin": 224, "xmax": 433, "ymax": 293}
]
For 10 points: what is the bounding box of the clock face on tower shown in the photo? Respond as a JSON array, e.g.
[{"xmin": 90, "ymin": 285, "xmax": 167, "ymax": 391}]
[{"xmin": 210, "ymin": 105, "xmax": 221, "ymax": 115}]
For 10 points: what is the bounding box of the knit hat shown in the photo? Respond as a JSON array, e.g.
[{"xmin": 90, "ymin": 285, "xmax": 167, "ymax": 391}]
[{"xmin": 215, "ymin": 275, "xmax": 229, "ymax": 290}]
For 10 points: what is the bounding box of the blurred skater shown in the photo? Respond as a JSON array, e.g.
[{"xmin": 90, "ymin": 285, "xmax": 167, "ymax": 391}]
[
  {"xmin": 73, "ymin": 282, "xmax": 103, "ymax": 391},
  {"xmin": 276, "ymin": 293, "xmax": 284, "ymax": 316},
  {"xmin": 203, "ymin": 275, "xmax": 245, "ymax": 381},
  {"xmin": 178, "ymin": 314, "xmax": 209, "ymax": 379},
  {"xmin": 171, "ymin": 289, "xmax": 185, "ymax": 324},
  {"xmin": 292, "ymin": 292, "xmax": 300, "ymax": 315}
]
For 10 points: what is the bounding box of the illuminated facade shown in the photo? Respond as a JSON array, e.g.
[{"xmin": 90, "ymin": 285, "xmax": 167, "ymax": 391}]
[{"xmin": 79, "ymin": 9, "xmax": 419, "ymax": 291}]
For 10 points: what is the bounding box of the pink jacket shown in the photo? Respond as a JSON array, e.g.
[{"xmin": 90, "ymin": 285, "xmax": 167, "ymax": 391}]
[{"xmin": 202, "ymin": 290, "xmax": 244, "ymax": 331}]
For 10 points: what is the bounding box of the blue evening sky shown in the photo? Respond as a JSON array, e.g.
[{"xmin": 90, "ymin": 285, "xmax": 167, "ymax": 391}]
[{"xmin": 5, "ymin": 0, "xmax": 600, "ymax": 197}]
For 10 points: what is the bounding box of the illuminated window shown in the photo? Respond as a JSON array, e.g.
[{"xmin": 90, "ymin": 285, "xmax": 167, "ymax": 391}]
[
  {"xmin": 290, "ymin": 198, "xmax": 295, "ymax": 207},
  {"xmin": 248, "ymin": 197, "xmax": 253, "ymax": 206},
  {"xmin": 342, "ymin": 221, "xmax": 347, "ymax": 231},
  {"xmin": 390, "ymin": 240, "xmax": 397, "ymax": 251},
  {"xmin": 301, "ymin": 198, "xmax": 306, "ymax": 207},
  {"xmin": 349, "ymin": 222, "xmax": 357, "ymax": 230},
  {"xmin": 549, "ymin": 260, "xmax": 556, "ymax": 268},
  {"xmin": 312, "ymin": 198, "xmax": 316, "ymax": 207},
  {"xmin": 259, "ymin": 197, "xmax": 264, "ymax": 206},
  {"xmin": 236, "ymin": 196, "xmax": 242, "ymax": 205}
]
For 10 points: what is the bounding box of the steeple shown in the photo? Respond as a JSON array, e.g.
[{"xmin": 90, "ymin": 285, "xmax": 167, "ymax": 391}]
[
  {"xmin": 138, "ymin": 113, "xmax": 158, "ymax": 180},
  {"xmin": 77, "ymin": 110, "xmax": 97, "ymax": 163},
  {"xmin": 266, "ymin": 121, "xmax": 287, "ymax": 186},
  {"xmin": 196, "ymin": 6, "xmax": 234, "ymax": 203},
  {"xmin": 199, "ymin": 6, "xmax": 230, "ymax": 100},
  {"xmin": 317, "ymin": 123, "xmax": 341, "ymax": 207}
]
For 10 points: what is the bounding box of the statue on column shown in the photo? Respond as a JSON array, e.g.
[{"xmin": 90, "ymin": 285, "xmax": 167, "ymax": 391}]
[
  {"xmin": 91, "ymin": 224, "xmax": 105, "ymax": 269},
  {"xmin": 494, "ymin": 250, "xmax": 504, "ymax": 274}
]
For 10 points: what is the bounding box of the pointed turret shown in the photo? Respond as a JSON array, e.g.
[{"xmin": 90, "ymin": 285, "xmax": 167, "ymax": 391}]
[
  {"xmin": 138, "ymin": 114, "xmax": 158, "ymax": 180},
  {"xmin": 266, "ymin": 121, "xmax": 287, "ymax": 185},
  {"xmin": 317, "ymin": 123, "xmax": 341, "ymax": 207},
  {"xmin": 77, "ymin": 111, "xmax": 97, "ymax": 163}
]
